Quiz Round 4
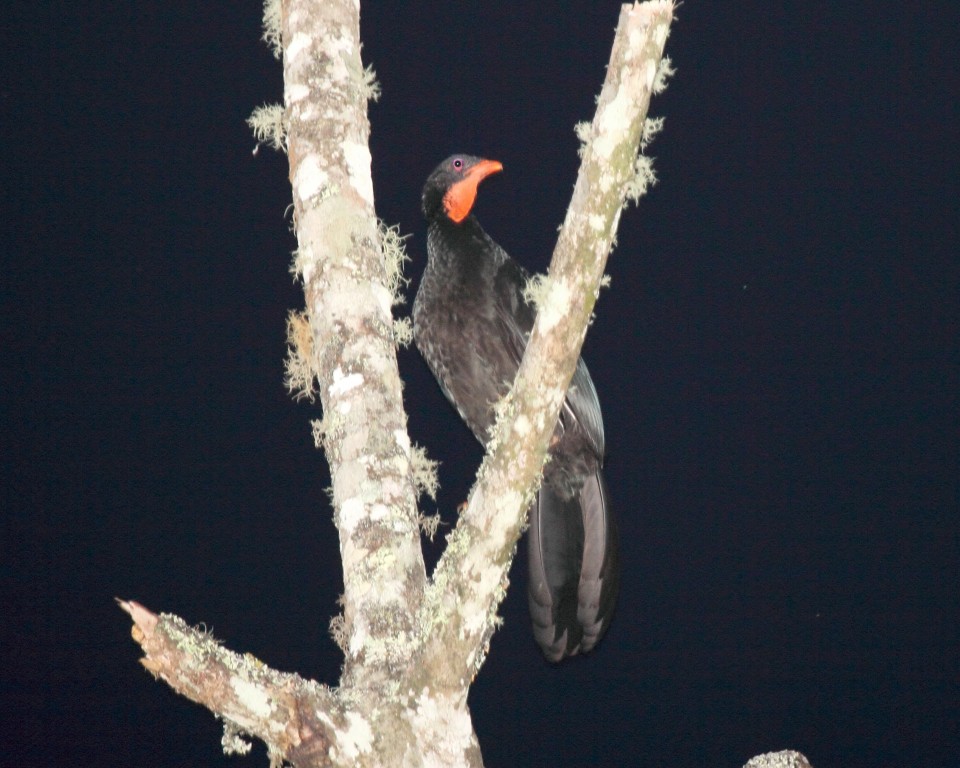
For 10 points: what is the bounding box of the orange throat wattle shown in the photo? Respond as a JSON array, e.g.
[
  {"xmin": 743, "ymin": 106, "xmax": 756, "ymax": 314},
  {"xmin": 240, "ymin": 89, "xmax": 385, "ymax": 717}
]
[{"xmin": 443, "ymin": 159, "xmax": 503, "ymax": 223}]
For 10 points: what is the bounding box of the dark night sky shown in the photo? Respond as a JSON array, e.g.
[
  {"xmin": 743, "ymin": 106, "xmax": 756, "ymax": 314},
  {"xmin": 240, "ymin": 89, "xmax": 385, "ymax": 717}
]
[{"xmin": 2, "ymin": 2, "xmax": 958, "ymax": 766}]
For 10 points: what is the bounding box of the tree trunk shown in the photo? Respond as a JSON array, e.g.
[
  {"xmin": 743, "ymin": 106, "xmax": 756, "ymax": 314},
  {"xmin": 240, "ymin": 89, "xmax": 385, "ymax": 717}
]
[{"xmin": 121, "ymin": 2, "xmax": 678, "ymax": 766}]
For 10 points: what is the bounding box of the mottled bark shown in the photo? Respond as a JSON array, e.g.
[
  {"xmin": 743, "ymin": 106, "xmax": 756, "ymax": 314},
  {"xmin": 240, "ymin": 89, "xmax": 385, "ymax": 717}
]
[
  {"xmin": 744, "ymin": 750, "xmax": 815, "ymax": 768},
  {"xmin": 118, "ymin": 601, "xmax": 341, "ymax": 762},
  {"xmin": 279, "ymin": 0, "xmax": 426, "ymax": 693},
  {"xmin": 424, "ymin": 1, "xmax": 676, "ymax": 690},
  {"xmin": 122, "ymin": 3, "xmax": 678, "ymax": 767}
]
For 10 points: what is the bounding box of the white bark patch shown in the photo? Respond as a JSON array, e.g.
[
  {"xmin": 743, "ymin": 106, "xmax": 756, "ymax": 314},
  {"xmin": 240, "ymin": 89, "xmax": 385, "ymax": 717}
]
[
  {"xmin": 594, "ymin": 86, "xmax": 634, "ymax": 160},
  {"xmin": 336, "ymin": 712, "xmax": 374, "ymax": 761},
  {"xmin": 286, "ymin": 6, "xmax": 305, "ymax": 26},
  {"xmin": 343, "ymin": 141, "xmax": 374, "ymax": 207},
  {"xmin": 394, "ymin": 429, "xmax": 411, "ymax": 453},
  {"xmin": 230, "ymin": 677, "xmax": 272, "ymax": 718},
  {"xmin": 286, "ymin": 32, "xmax": 312, "ymax": 64},
  {"xmin": 317, "ymin": 709, "xmax": 336, "ymax": 729},
  {"xmin": 589, "ymin": 213, "xmax": 606, "ymax": 231},
  {"xmin": 294, "ymin": 154, "xmax": 329, "ymax": 202},
  {"xmin": 329, "ymin": 368, "xmax": 364, "ymax": 397},
  {"xmin": 645, "ymin": 59, "xmax": 658, "ymax": 93},
  {"xmin": 627, "ymin": 27, "xmax": 646, "ymax": 60},
  {"xmin": 513, "ymin": 414, "xmax": 531, "ymax": 436},
  {"xmin": 339, "ymin": 497, "xmax": 364, "ymax": 530},
  {"xmin": 285, "ymin": 83, "xmax": 309, "ymax": 104},
  {"xmin": 409, "ymin": 689, "xmax": 475, "ymax": 765},
  {"xmin": 654, "ymin": 18, "xmax": 670, "ymax": 51},
  {"xmin": 599, "ymin": 170, "xmax": 615, "ymax": 194},
  {"xmin": 372, "ymin": 283, "xmax": 393, "ymax": 317},
  {"xmin": 537, "ymin": 278, "xmax": 573, "ymax": 332},
  {"xmin": 297, "ymin": 244, "xmax": 315, "ymax": 285},
  {"xmin": 348, "ymin": 623, "xmax": 368, "ymax": 656}
]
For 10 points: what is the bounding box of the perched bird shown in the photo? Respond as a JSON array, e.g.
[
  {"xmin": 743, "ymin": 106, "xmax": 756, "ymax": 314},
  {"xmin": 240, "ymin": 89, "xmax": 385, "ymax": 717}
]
[{"xmin": 413, "ymin": 154, "xmax": 619, "ymax": 661}]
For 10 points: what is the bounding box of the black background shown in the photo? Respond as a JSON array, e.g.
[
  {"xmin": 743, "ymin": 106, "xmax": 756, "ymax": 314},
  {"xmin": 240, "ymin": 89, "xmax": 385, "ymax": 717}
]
[{"xmin": 2, "ymin": 2, "xmax": 958, "ymax": 766}]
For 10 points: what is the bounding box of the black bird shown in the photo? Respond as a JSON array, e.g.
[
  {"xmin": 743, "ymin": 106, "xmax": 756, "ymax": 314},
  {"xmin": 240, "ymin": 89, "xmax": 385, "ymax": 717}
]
[{"xmin": 413, "ymin": 154, "xmax": 619, "ymax": 661}]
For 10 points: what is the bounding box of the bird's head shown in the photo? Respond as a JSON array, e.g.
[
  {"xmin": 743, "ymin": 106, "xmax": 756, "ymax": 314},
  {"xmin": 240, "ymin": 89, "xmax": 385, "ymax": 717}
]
[{"xmin": 421, "ymin": 154, "xmax": 503, "ymax": 224}]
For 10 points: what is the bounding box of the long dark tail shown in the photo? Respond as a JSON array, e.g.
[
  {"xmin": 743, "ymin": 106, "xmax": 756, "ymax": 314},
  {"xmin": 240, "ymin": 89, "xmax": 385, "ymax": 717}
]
[{"xmin": 526, "ymin": 469, "xmax": 620, "ymax": 661}]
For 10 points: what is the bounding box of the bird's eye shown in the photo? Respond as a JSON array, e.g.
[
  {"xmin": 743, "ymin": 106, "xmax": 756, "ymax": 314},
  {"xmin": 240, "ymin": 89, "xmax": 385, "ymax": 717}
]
[{"xmin": 453, "ymin": 158, "xmax": 463, "ymax": 170}]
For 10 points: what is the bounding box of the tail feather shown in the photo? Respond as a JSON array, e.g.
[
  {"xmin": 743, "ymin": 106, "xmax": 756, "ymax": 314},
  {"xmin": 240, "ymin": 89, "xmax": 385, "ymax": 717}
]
[
  {"xmin": 527, "ymin": 469, "xmax": 619, "ymax": 661},
  {"xmin": 576, "ymin": 470, "xmax": 619, "ymax": 652}
]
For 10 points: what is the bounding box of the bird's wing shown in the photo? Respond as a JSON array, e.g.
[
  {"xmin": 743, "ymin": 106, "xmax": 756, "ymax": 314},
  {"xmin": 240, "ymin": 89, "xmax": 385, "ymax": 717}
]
[
  {"xmin": 564, "ymin": 358, "xmax": 605, "ymax": 458},
  {"xmin": 491, "ymin": 251, "xmax": 536, "ymax": 364}
]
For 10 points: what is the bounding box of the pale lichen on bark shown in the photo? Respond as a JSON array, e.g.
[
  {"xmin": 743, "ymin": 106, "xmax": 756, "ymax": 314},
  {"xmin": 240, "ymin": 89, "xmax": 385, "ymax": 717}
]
[
  {"xmin": 118, "ymin": 600, "xmax": 340, "ymax": 758},
  {"xmin": 425, "ymin": 0, "xmax": 677, "ymax": 690},
  {"xmin": 744, "ymin": 750, "xmax": 815, "ymax": 768},
  {"xmin": 122, "ymin": 3, "xmax": 679, "ymax": 766},
  {"xmin": 280, "ymin": 0, "xmax": 426, "ymax": 685}
]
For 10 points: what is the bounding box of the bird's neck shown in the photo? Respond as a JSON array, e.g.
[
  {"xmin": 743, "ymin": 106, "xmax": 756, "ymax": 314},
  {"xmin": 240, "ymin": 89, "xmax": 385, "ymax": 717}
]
[{"xmin": 427, "ymin": 216, "xmax": 496, "ymax": 272}]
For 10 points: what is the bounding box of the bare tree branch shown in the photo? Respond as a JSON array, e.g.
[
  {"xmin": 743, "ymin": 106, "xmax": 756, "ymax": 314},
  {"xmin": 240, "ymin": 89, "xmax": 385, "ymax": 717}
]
[
  {"xmin": 118, "ymin": 600, "xmax": 339, "ymax": 762},
  {"xmin": 121, "ymin": 3, "xmax": 679, "ymax": 766},
  {"xmin": 279, "ymin": 0, "xmax": 427, "ymax": 688},
  {"xmin": 425, "ymin": 0, "xmax": 676, "ymax": 687}
]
